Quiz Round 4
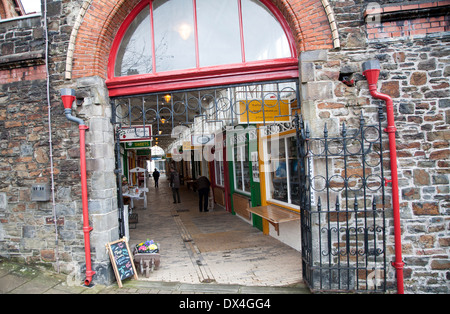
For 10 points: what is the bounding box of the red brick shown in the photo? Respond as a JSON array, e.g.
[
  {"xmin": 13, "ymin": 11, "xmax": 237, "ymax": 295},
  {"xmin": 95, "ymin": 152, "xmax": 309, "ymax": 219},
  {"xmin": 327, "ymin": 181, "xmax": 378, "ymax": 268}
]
[
  {"xmin": 428, "ymin": 27, "xmax": 446, "ymax": 33},
  {"xmin": 383, "ymin": 5, "xmax": 402, "ymax": 13},
  {"xmin": 419, "ymin": 2, "xmax": 438, "ymax": 8},
  {"xmin": 401, "ymin": 4, "xmax": 419, "ymax": 10}
]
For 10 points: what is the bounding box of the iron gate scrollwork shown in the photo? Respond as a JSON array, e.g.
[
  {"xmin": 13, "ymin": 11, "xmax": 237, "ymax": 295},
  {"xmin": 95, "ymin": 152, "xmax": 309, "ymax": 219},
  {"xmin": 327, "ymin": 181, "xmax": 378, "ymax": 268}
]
[
  {"xmin": 111, "ymin": 80, "xmax": 300, "ymax": 239},
  {"xmin": 295, "ymin": 104, "xmax": 387, "ymax": 293}
]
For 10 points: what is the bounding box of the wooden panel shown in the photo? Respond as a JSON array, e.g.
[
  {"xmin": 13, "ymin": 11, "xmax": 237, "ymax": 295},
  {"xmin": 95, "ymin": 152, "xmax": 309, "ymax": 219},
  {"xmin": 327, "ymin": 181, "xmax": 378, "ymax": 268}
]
[
  {"xmin": 248, "ymin": 205, "xmax": 299, "ymax": 224},
  {"xmin": 233, "ymin": 193, "xmax": 251, "ymax": 220},
  {"xmin": 213, "ymin": 187, "xmax": 225, "ymax": 206},
  {"xmin": 248, "ymin": 205, "xmax": 299, "ymax": 236}
]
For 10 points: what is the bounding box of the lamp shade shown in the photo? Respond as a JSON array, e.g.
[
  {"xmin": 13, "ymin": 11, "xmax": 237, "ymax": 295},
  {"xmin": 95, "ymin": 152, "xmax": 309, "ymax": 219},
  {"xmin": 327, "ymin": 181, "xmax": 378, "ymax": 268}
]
[{"xmin": 60, "ymin": 88, "xmax": 76, "ymax": 109}]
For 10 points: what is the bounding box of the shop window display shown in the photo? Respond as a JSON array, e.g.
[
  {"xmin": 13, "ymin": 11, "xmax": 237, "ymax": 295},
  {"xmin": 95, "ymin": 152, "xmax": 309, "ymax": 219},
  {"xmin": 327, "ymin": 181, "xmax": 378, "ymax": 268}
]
[
  {"xmin": 215, "ymin": 160, "xmax": 225, "ymax": 187},
  {"xmin": 234, "ymin": 142, "xmax": 250, "ymax": 194},
  {"xmin": 267, "ymin": 135, "xmax": 299, "ymax": 207}
]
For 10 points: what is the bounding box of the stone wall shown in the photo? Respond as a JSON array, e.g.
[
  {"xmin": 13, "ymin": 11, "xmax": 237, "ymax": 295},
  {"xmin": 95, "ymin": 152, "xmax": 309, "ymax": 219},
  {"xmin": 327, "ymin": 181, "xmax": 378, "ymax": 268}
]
[
  {"xmin": 0, "ymin": 3, "xmax": 119, "ymax": 285},
  {"xmin": 46, "ymin": 0, "xmax": 119, "ymax": 284},
  {"xmin": 364, "ymin": 35, "xmax": 449, "ymax": 295},
  {"xmin": 298, "ymin": 0, "xmax": 450, "ymax": 293}
]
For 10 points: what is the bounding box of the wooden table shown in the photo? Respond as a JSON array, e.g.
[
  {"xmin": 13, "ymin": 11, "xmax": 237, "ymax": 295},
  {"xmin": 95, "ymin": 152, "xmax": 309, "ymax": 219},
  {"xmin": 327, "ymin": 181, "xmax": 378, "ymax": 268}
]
[
  {"xmin": 248, "ymin": 205, "xmax": 300, "ymax": 235},
  {"xmin": 185, "ymin": 179, "xmax": 197, "ymax": 191}
]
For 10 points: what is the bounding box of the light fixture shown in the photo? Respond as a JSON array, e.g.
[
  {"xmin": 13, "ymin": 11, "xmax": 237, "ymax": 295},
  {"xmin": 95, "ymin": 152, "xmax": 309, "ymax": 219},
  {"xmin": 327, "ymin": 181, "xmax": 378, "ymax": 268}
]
[
  {"xmin": 177, "ymin": 23, "xmax": 192, "ymax": 40},
  {"xmin": 163, "ymin": 94, "xmax": 171, "ymax": 103},
  {"xmin": 160, "ymin": 117, "xmax": 166, "ymax": 124},
  {"xmin": 158, "ymin": 130, "xmax": 162, "ymax": 135}
]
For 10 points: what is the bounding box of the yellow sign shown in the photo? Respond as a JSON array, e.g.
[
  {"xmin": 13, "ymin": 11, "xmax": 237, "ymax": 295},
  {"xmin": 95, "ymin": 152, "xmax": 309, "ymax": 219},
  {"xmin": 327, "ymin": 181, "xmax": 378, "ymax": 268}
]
[
  {"xmin": 182, "ymin": 141, "xmax": 191, "ymax": 151},
  {"xmin": 238, "ymin": 99, "xmax": 291, "ymax": 124}
]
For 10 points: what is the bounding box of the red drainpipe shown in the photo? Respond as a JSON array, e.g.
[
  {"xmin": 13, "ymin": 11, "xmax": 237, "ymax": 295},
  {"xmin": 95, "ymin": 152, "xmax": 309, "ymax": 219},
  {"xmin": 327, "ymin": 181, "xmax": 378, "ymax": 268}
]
[
  {"xmin": 61, "ymin": 89, "xmax": 96, "ymax": 286},
  {"xmin": 362, "ymin": 60, "xmax": 404, "ymax": 294}
]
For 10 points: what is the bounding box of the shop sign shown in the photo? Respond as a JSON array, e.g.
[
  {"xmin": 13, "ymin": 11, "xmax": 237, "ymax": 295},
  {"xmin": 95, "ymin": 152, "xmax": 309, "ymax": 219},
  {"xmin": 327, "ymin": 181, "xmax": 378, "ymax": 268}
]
[
  {"xmin": 136, "ymin": 149, "xmax": 151, "ymax": 156},
  {"xmin": 191, "ymin": 134, "xmax": 215, "ymax": 146},
  {"xmin": 119, "ymin": 126, "xmax": 152, "ymax": 142},
  {"xmin": 124, "ymin": 141, "xmax": 152, "ymax": 149},
  {"xmin": 238, "ymin": 99, "xmax": 291, "ymax": 124},
  {"xmin": 183, "ymin": 141, "xmax": 192, "ymax": 151}
]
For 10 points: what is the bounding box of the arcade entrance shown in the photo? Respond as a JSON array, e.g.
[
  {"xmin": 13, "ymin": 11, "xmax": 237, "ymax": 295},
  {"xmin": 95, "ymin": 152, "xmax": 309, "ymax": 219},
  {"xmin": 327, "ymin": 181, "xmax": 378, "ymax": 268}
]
[{"xmin": 109, "ymin": 80, "xmax": 304, "ymax": 286}]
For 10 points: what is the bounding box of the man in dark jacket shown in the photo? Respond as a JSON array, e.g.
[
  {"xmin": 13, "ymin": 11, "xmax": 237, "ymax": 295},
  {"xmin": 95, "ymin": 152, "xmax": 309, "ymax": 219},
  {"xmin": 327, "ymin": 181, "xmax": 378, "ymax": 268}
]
[
  {"xmin": 197, "ymin": 176, "xmax": 210, "ymax": 212},
  {"xmin": 152, "ymin": 168, "xmax": 160, "ymax": 187},
  {"xmin": 169, "ymin": 167, "xmax": 181, "ymax": 203}
]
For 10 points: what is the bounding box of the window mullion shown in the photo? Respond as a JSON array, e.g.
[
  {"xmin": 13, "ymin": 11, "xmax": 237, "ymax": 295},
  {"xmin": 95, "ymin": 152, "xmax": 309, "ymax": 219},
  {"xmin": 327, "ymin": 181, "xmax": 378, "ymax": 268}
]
[
  {"xmin": 150, "ymin": 2, "xmax": 156, "ymax": 73},
  {"xmin": 237, "ymin": 0, "xmax": 246, "ymax": 63},
  {"xmin": 193, "ymin": 0, "xmax": 200, "ymax": 68},
  {"xmin": 285, "ymin": 137, "xmax": 291, "ymax": 204}
]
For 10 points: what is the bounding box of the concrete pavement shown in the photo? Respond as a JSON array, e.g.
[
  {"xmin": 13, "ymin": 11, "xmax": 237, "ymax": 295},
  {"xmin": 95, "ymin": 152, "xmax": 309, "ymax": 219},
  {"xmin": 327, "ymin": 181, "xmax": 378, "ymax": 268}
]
[
  {"xmin": 0, "ymin": 258, "xmax": 309, "ymax": 294},
  {"xmin": 1, "ymin": 176, "xmax": 310, "ymax": 295}
]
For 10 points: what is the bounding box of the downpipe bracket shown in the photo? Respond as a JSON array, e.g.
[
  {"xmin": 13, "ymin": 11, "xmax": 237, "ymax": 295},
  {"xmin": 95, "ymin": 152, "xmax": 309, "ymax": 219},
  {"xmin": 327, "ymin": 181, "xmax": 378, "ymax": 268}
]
[
  {"xmin": 391, "ymin": 261, "xmax": 406, "ymax": 271},
  {"xmin": 384, "ymin": 125, "xmax": 397, "ymax": 133}
]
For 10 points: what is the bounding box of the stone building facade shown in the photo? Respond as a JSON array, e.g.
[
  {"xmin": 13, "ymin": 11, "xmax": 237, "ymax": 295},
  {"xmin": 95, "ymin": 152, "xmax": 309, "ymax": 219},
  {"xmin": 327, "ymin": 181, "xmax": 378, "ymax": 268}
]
[{"xmin": 0, "ymin": 0, "xmax": 448, "ymax": 293}]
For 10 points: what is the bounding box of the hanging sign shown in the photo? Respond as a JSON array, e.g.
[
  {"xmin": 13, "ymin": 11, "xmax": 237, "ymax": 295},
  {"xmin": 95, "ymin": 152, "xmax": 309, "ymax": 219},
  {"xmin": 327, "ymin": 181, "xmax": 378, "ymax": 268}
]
[
  {"xmin": 238, "ymin": 99, "xmax": 291, "ymax": 124},
  {"xmin": 191, "ymin": 134, "xmax": 215, "ymax": 146},
  {"xmin": 119, "ymin": 126, "xmax": 152, "ymax": 142},
  {"xmin": 124, "ymin": 141, "xmax": 152, "ymax": 149}
]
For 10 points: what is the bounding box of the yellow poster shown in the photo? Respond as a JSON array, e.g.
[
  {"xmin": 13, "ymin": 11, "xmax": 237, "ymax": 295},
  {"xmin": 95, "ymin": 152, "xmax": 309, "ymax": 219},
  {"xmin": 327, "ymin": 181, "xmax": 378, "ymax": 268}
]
[
  {"xmin": 238, "ymin": 99, "xmax": 291, "ymax": 124},
  {"xmin": 182, "ymin": 141, "xmax": 191, "ymax": 151}
]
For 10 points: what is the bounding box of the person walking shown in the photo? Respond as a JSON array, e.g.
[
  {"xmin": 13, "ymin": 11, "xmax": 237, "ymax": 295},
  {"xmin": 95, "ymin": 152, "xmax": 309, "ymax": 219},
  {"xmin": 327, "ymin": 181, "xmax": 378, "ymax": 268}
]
[
  {"xmin": 169, "ymin": 167, "xmax": 181, "ymax": 203},
  {"xmin": 152, "ymin": 168, "xmax": 160, "ymax": 187},
  {"xmin": 197, "ymin": 176, "xmax": 210, "ymax": 212}
]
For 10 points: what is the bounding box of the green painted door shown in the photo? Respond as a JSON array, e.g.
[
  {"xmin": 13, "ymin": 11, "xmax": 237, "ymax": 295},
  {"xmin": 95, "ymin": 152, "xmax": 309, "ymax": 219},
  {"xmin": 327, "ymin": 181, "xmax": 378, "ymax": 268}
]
[{"xmin": 248, "ymin": 128, "xmax": 262, "ymax": 231}]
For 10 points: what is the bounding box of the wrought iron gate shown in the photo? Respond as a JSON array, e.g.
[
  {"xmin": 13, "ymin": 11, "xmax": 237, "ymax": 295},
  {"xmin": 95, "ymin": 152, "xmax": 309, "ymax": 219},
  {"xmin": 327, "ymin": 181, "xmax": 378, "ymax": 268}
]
[
  {"xmin": 294, "ymin": 105, "xmax": 387, "ymax": 293},
  {"xmin": 110, "ymin": 80, "xmax": 300, "ymax": 238}
]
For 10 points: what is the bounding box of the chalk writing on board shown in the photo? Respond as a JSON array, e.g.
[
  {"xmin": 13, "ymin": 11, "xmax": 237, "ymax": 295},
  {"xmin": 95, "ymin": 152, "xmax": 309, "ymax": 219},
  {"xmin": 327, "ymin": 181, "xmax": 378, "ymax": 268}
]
[
  {"xmin": 110, "ymin": 241, "xmax": 134, "ymax": 280},
  {"xmin": 106, "ymin": 238, "xmax": 137, "ymax": 287}
]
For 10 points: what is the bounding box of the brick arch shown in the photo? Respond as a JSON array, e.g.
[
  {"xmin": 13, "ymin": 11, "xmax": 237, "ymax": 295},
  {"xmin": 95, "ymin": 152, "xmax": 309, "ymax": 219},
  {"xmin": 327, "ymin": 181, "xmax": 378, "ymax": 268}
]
[
  {"xmin": 271, "ymin": 0, "xmax": 337, "ymax": 52},
  {"xmin": 70, "ymin": 0, "xmax": 336, "ymax": 80},
  {"xmin": 70, "ymin": 0, "xmax": 141, "ymax": 80}
]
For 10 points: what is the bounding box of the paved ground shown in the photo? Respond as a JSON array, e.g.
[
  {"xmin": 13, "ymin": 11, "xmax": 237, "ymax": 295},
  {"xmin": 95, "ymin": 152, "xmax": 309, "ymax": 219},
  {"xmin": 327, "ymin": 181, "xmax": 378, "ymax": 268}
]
[
  {"xmin": 128, "ymin": 177, "xmax": 304, "ymax": 287},
  {"xmin": 0, "ymin": 259, "xmax": 308, "ymax": 294},
  {"xmin": 0, "ymin": 176, "xmax": 309, "ymax": 295}
]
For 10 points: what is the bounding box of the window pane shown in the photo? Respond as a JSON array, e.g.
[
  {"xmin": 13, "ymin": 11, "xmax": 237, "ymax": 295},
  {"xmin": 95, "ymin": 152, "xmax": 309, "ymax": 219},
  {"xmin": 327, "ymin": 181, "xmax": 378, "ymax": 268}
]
[
  {"xmin": 241, "ymin": 0, "xmax": 291, "ymax": 62},
  {"xmin": 288, "ymin": 136, "xmax": 300, "ymax": 205},
  {"xmin": 269, "ymin": 137, "xmax": 288, "ymax": 202},
  {"xmin": 196, "ymin": 0, "xmax": 242, "ymax": 67},
  {"xmin": 115, "ymin": 6, "xmax": 152, "ymax": 76},
  {"xmin": 215, "ymin": 160, "xmax": 224, "ymax": 186},
  {"xmin": 153, "ymin": 0, "xmax": 196, "ymax": 72},
  {"xmin": 234, "ymin": 146, "xmax": 243, "ymax": 190},
  {"xmin": 243, "ymin": 142, "xmax": 250, "ymax": 192}
]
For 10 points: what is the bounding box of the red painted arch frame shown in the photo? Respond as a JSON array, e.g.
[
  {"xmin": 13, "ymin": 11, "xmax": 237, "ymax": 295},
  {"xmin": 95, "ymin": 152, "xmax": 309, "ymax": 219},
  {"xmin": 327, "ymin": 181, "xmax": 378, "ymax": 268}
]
[{"xmin": 106, "ymin": 0, "xmax": 299, "ymax": 97}]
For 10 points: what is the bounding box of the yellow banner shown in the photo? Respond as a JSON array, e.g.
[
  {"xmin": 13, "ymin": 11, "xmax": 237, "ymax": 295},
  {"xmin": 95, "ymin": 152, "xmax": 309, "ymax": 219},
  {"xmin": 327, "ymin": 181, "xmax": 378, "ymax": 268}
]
[{"xmin": 238, "ymin": 99, "xmax": 291, "ymax": 124}]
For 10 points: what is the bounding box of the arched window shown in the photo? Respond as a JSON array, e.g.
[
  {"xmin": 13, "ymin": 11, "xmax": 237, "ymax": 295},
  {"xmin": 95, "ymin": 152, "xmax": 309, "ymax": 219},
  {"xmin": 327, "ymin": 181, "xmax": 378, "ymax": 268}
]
[{"xmin": 107, "ymin": 0, "xmax": 298, "ymax": 96}]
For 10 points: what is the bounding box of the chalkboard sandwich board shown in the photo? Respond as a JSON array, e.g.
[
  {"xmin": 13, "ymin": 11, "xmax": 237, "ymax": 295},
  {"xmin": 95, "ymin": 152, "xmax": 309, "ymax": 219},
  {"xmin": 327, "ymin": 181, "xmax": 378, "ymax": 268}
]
[{"xmin": 106, "ymin": 237, "xmax": 138, "ymax": 288}]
